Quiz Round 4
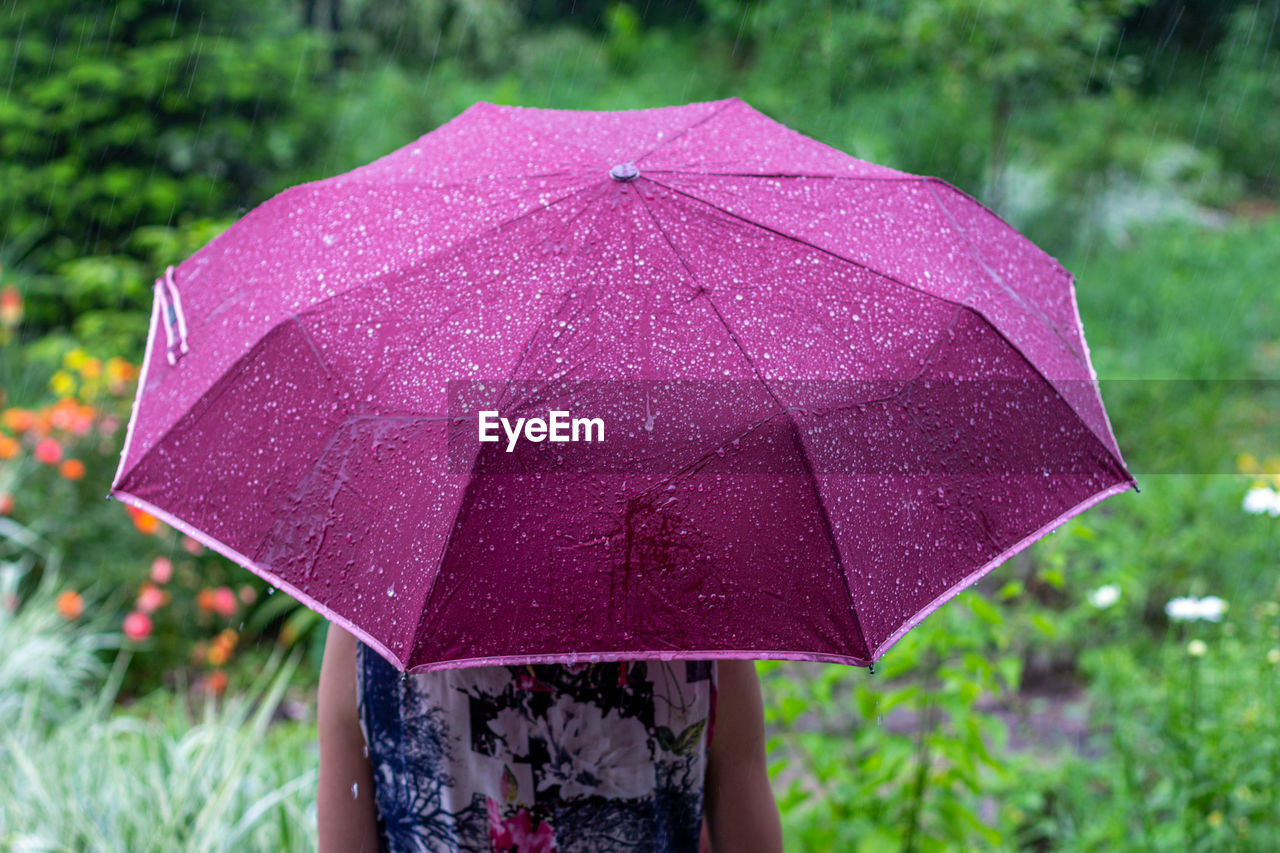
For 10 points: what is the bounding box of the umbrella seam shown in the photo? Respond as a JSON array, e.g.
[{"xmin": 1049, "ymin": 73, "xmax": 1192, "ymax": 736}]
[
  {"xmin": 642, "ymin": 173, "xmax": 938, "ymax": 182},
  {"xmin": 632, "ymin": 187, "xmax": 872, "ymax": 661},
  {"xmin": 293, "ymin": 181, "xmax": 605, "ymax": 325},
  {"xmin": 483, "ymin": 102, "xmax": 638, "ymax": 164},
  {"xmin": 400, "ymin": 189, "xmax": 614, "ymax": 665},
  {"xmin": 401, "ymin": 446, "xmax": 485, "ymax": 668},
  {"xmin": 491, "ymin": 193, "xmax": 606, "ymax": 413},
  {"xmin": 922, "ymin": 176, "xmax": 1137, "ymax": 485},
  {"xmin": 646, "ymin": 174, "xmax": 1135, "ymax": 485},
  {"xmin": 644, "ymin": 175, "xmax": 971, "ymax": 313},
  {"xmin": 113, "ymin": 330, "xmax": 277, "ymax": 492},
  {"xmin": 113, "ymin": 319, "xmax": 350, "ymax": 498},
  {"xmin": 870, "ymin": 478, "xmax": 1136, "ymax": 662},
  {"xmin": 633, "ymin": 98, "xmax": 742, "ymax": 166},
  {"xmin": 922, "ymin": 179, "xmax": 1085, "ymax": 365},
  {"xmin": 117, "ymin": 179, "xmax": 596, "ymax": 484}
]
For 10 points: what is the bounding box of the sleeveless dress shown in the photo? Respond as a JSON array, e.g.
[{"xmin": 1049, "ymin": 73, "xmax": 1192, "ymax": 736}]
[{"xmin": 355, "ymin": 641, "xmax": 717, "ymax": 853}]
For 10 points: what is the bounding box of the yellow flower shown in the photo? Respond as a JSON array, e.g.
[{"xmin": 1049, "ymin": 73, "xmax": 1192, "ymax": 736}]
[
  {"xmin": 1237, "ymin": 452, "xmax": 1259, "ymax": 474},
  {"xmin": 62, "ymin": 349, "xmax": 88, "ymax": 370},
  {"xmin": 1268, "ymin": 649, "xmax": 1280, "ymax": 665},
  {"xmin": 49, "ymin": 370, "xmax": 76, "ymax": 397},
  {"xmin": 1207, "ymin": 811, "xmax": 1223, "ymax": 828}
]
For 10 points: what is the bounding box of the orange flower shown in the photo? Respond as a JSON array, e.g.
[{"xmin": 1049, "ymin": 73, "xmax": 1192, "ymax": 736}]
[
  {"xmin": 50, "ymin": 399, "xmax": 78, "ymax": 430},
  {"xmin": 122, "ymin": 610, "xmax": 152, "ymax": 641},
  {"xmin": 206, "ymin": 669, "xmax": 228, "ymax": 695},
  {"xmin": 31, "ymin": 410, "xmax": 52, "ymax": 437},
  {"xmin": 33, "ymin": 438, "xmax": 62, "ymax": 465},
  {"xmin": 207, "ymin": 643, "xmax": 229, "ymax": 666},
  {"xmin": 0, "ymin": 434, "xmax": 18, "ymax": 459},
  {"xmin": 81, "ymin": 357, "xmax": 102, "ymax": 379},
  {"xmin": 196, "ymin": 588, "xmax": 216, "ymax": 612},
  {"xmin": 125, "ymin": 504, "xmax": 161, "ymax": 535},
  {"xmin": 69, "ymin": 406, "xmax": 95, "ymax": 436},
  {"xmin": 2, "ymin": 408, "xmax": 34, "ymax": 433},
  {"xmin": 150, "ymin": 556, "xmax": 173, "ymax": 584},
  {"xmin": 212, "ymin": 586, "xmax": 237, "ymax": 618},
  {"xmin": 56, "ymin": 590, "xmax": 85, "ymax": 620},
  {"xmin": 0, "ymin": 284, "xmax": 21, "ymax": 326},
  {"xmin": 59, "ymin": 458, "xmax": 86, "ymax": 480},
  {"xmin": 136, "ymin": 583, "xmax": 164, "ymax": 614},
  {"xmin": 0, "ymin": 492, "xmax": 13, "ymax": 515}
]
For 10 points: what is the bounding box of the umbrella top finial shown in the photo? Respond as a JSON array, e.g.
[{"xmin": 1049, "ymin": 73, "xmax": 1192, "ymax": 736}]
[{"xmin": 609, "ymin": 162, "xmax": 640, "ymax": 182}]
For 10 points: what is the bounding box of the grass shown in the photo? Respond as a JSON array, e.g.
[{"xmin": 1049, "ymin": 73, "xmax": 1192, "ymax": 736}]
[{"xmin": 0, "ymin": 559, "xmax": 318, "ymax": 853}]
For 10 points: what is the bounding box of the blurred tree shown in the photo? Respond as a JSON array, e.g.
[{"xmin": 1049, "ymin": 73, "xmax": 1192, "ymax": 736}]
[
  {"xmin": 340, "ymin": 0, "xmax": 522, "ymax": 74},
  {"xmin": 519, "ymin": 0, "xmax": 704, "ymax": 29},
  {"xmin": 900, "ymin": 0, "xmax": 1151, "ymax": 209},
  {"xmin": 698, "ymin": 0, "xmax": 1149, "ymax": 210},
  {"xmin": 1207, "ymin": 2, "xmax": 1280, "ymax": 194},
  {"xmin": 0, "ymin": 0, "xmax": 331, "ymax": 283}
]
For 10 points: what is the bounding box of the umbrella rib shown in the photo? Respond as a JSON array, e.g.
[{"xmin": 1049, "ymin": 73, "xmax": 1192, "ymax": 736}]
[
  {"xmin": 633, "ymin": 98, "xmax": 741, "ymax": 166},
  {"xmin": 643, "ymin": 176, "xmax": 969, "ymax": 311},
  {"xmin": 704, "ymin": 295, "xmax": 872, "ymax": 663},
  {"xmin": 642, "ymin": 172, "xmax": 929, "ymax": 182},
  {"xmin": 922, "ymin": 178, "xmax": 1084, "ymax": 364},
  {"xmin": 402, "ymin": 188, "xmax": 614, "ymax": 665},
  {"xmin": 645, "ymin": 175, "xmax": 1135, "ymax": 483},
  {"xmin": 632, "ymin": 188, "xmax": 872, "ymax": 662},
  {"xmin": 294, "ymin": 181, "xmax": 604, "ymax": 324},
  {"xmin": 484, "ymin": 104, "xmax": 620, "ymax": 164}
]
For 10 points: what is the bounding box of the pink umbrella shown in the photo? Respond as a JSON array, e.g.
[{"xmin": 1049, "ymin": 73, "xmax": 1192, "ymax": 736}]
[{"xmin": 109, "ymin": 97, "xmax": 1135, "ymax": 673}]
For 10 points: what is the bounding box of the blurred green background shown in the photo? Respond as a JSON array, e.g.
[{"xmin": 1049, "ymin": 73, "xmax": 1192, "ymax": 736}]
[{"xmin": 1, "ymin": 0, "xmax": 1278, "ymax": 850}]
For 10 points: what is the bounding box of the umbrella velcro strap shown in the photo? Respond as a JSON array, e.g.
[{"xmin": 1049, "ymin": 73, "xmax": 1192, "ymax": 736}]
[{"xmin": 155, "ymin": 264, "xmax": 189, "ymax": 366}]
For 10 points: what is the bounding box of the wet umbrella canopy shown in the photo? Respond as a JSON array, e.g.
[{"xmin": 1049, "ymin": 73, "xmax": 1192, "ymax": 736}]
[{"xmin": 109, "ymin": 98, "xmax": 1136, "ymax": 673}]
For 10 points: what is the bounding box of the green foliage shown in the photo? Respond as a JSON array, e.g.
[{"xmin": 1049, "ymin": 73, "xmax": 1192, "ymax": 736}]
[
  {"xmin": 762, "ymin": 589, "xmax": 1021, "ymax": 851},
  {"xmin": 342, "ymin": 0, "xmax": 522, "ymax": 74},
  {"xmin": 0, "ymin": 0, "xmax": 331, "ymax": 278},
  {"xmin": 1208, "ymin": 3, "xmax": 1280, "ymax": 193},
  {"xmin": 0, "ymin": 560, "xmax": 316, "ymax": 852}
]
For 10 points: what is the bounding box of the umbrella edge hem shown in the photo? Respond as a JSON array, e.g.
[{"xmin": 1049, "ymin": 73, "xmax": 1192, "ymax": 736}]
[
  {"xmin": 105, "ymin": 488, "xmax": 409, "ymax": 672},
  {"xmin": 869, "ymin": 476, "xmax": 1138, "ymax": 665}
]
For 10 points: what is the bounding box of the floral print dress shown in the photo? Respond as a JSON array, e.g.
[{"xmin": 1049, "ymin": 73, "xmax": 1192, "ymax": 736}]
[{"xmin": 355, "ymin": 641, "xmax": 717, "ymax": 853}]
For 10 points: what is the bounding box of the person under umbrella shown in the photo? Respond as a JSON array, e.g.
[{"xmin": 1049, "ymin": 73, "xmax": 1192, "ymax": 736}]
[{"xmin": 318, "ymin": 624, "xmax": 783, "ymax": 852}]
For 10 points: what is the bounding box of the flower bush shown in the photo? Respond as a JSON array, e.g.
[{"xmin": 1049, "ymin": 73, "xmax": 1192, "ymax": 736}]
[{"xmin": 0, "ymin": 322, "xmax": 292, "ymax": 697}]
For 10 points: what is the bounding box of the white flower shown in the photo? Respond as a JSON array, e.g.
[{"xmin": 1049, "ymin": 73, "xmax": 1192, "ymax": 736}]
[
  {"xmin": 1088, "ymin": 584, "xmax": 1121, "ymax": 609},
  {"xmin": 1243, "ymin": 487, "xmax": 1280, "ymax": 516},
  {"xmin": 1166, "ymin": 597, "xmax": 1200, "ymax": 621},
  {"xmin": 534, "ymin": 703, "xmax": 655, "ymax": 799},
  {"xmin": 1187, "ymin": 639, "xmax": 1208, "ymax": 657},
  {"xmin": 1198, "ymin": 595, "xmax": 1228, "ymax": 622},
  {"xmin": 1166, "ymin": 595, "xmax": 1229, "ymax": 622}
]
